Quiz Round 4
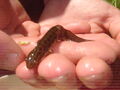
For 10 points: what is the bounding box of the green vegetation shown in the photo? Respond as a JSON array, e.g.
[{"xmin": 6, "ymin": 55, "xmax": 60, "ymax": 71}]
[{"xmin": 105, "ymin": 0, "xmax": 120, "ymax": 9}]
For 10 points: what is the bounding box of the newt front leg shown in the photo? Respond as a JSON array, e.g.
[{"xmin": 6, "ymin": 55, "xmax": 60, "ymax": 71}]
[{"xmin": 25, "ymin": 25, "xmax": 88, "ymax": 69}]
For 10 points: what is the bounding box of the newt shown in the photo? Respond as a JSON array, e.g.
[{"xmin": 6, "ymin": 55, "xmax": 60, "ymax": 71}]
[{"xmin": 26, "ymin": 25, "xmax": 88, "ymax": 69}]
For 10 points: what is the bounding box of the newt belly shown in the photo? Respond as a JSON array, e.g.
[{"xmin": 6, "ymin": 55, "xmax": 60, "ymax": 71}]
[{"xmin": 26, "ymin": 25, "xmax": 87, "ymax": 69}]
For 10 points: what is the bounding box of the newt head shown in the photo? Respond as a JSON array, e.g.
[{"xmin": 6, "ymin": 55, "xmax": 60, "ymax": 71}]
[{"xmin": 25, "ymin": 57, "xmax": 39, "ymax": 69}]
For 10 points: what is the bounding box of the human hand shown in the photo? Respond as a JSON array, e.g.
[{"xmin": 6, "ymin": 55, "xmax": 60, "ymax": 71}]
[
  {"xmin": 0, "ymin": 0, "xmax": 40, "ymax": 71},
  {"xmin": 15, "ymin": 0, "xmax": 120, "ymax": 89}
]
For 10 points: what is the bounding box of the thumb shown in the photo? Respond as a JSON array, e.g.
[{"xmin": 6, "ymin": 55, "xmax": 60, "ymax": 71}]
[{"xmin": 0, "ymin": 30, "xmax": 24, "ymax": 71}]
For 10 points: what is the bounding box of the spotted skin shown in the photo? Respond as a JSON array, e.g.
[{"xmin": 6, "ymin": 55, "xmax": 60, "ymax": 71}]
[{"xmin": 26, "ymin": 25, "xmax": 88, "ymax": 69}]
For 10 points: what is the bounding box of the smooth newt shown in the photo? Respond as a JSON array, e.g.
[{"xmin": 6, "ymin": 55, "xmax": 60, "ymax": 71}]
[{"xmin": 26, "ymin": 25, "xmax": 88, "ymax": 69}]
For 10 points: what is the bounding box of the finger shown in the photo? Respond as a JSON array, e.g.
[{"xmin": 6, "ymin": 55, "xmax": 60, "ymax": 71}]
[
  {"xmin": 39, "ymin": 21, "xmax": 91, "ymax": 35},
  {"xmin": 53, "ymin": 39, "xmax": 117, "ymax": 64},
  {"xmin": 16, "ymin": 61, "xmax": 49, "ymax": 88},
  {"xmin": 0, "ymin": 0, "xmax": 13, "ymax": 29},
  {"xmin": 109, "ymin": 19, "xmax": 120, "ymax": 43},
  {"xmin": 9, "ymin": 0, "xmax": 30, "ymax": 22},
  {"xmin": 38, "ymin": 53, "xmax": 81, "ymax": 89},
  {"xmin": 0, "ymin": 0, "xmax": 29, "ymax": 32},
  {"xmin": 76, "ymin": 56, "xmax": 112, "ymax": 89},
  {"xmin": 64, "ymin": 21, "xmax": 91, "ymax": 34},
  {"xmin": 78, "ymin": 33, "xmax": 120, "ymax": 55},
  {"xmin": 16, "ymin": 54, "xmax": 80, "ymax": 89},
  {"xmin": 16, "ymin": 61, "xmax": 50, "ymax": 88},
  {"xmin": 89, "ymin": 22, "xmax": 105, "ymax": 33},
  {"xmin": 13, "ymin": 21, "xmax": 40, "ymax": 37},
  {"xmin": 0, "ymin": 31, "xmax": 24, "ymax": 70},
  {"xmin": 16, "ymin": 61, "xmax": 36, "ymax": 82}
]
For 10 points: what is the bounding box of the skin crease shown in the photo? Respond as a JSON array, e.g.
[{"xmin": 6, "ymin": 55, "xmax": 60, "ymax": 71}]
[{"xmin": 1, "ymin": 0, "xmax": 120, "ymax": 90}]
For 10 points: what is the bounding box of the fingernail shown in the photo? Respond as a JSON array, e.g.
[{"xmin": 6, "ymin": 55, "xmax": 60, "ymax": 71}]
[
  {"xmin": 1, "ymin": 53, "xmax": 20, "ymax": 70},
  {"xmin": 7, "ymin": 53, "xmax": 19, "ymax": 60},
  {"xmin": 79, "ymin": 73, "xmax": 112, "ymax": 89},
  {"xmin": 48, "ymin": 74, "xmax": 81, "ymax": 90}
]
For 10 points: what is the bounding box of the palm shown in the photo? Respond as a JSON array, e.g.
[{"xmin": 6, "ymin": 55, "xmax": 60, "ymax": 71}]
[{"xmin": 38, "ymin": 0, "xmax": 120, "ymax": 89}]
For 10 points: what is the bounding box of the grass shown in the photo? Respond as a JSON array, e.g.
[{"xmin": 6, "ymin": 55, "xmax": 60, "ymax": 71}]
[{"xmin": 105, "ymin": 0, "xmax": 120, "ymax": 9}]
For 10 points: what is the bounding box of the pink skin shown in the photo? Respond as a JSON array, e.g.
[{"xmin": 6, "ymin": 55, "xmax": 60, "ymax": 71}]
[
  {"xmin": 1, "ymin": 0, "xmax": 120, "ymax": 89},
  {"xmin": 76, "ymin": 56, "xmax": 112, "ymax": 89}
]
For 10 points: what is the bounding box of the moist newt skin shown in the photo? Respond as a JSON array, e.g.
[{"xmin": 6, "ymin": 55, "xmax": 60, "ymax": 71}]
[{"xmin": 26, "ymin": 25, "xmax": 88, "ymax": 69}]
